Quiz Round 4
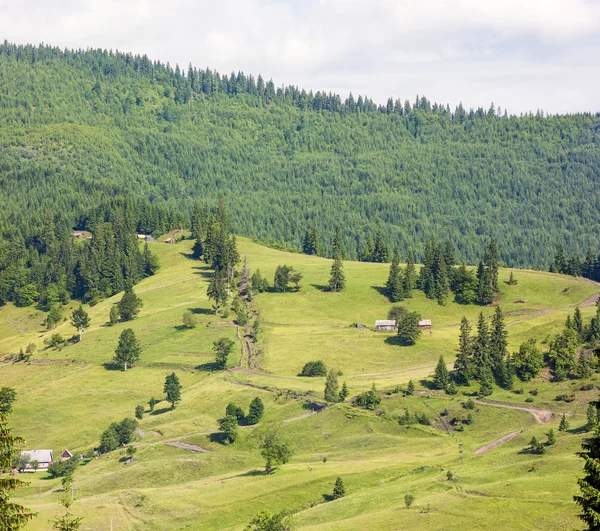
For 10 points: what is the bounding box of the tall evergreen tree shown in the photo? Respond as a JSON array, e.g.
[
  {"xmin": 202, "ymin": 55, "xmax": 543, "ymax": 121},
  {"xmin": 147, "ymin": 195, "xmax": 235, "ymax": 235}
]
[
  {"xmin": 385, "ymin": 254, "xmax": 403, "ymax": 302},
  {"xmin": 575, "ymin": 423, "xmax": 600, "ymax": 529},
  {"xmin": 433, "ymin": 355, "xmax": 450, "ymax": 390},
  {"xmin": 455, "ymin": 317, "xmax": 475, "ymax": 383},
  {"xmin": 70, "ymin": 304, "xmax": 90, "ymax": 342},
  {"xmin": 328, "ymin": 255, "xmax": 346, "ymax": 292},
  {"xmin": 331, "ymin": 226, "xmax": 346, "ymax": 259},
  {"xmin": 473, "ymin": 312, "xmax": 491, "ymax": 372},
  {"xmin": 489, "ymin": 306, "xmax": 508, "ymax": 378},
  {"xmin": 372, "ymin": 228, "xmax": 388, "ymax": 263},
  {"xmin": 485, "ymin": 238, "xmax": 500, "ymax": 292},
  {"xmin": 403, "ymin": 250, "xmax": 416, "ymax": 297},
  {"xmin": 207, "ymin": 273, "xmax": 228, "ymax": 315},
  {"xmin": 324, "ymin": 369, "xmax": 339, "ymax": 402}
]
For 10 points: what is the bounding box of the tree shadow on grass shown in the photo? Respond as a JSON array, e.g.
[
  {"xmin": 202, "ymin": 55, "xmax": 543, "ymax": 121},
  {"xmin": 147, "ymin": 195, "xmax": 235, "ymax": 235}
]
[
  {"xmin": 209, "ymin": 432, "xmax": 229, "ymax": 445},
  {"xmin": 150, "ymin": 407, "xmax": 172, "ymax": 416},
  {"xmin": 235, "ymin": 469, "xmax": 267, "ymax": 478},
  {"xmin": 102, "ymin": 362, "xmax": 123, "ymax": 371},
  {"xmin": 196, "ymin": 362, "xmax": 223, "ymax": 372},
  {"xmin": 567, "ymin": 425, "xmax": 588, "ymax": 435},
  {"xmin": 322, "ymin": 494, "xmax": 335, "ymax": 502},
  {"xmin": 419, "ymin": 379, "xmax": 437, "ymax": 391},
  {"xmin": 192, "ymin": 266, "xmax": 213, "ymax": 278},
  {"xmin": 371, "ymin": 285, "xmax": 388, "ymax": 297},
  {"xmin": 189, "ymin": 307, "xmax": 213, "ymax": 315},
  {"xmin": 310, "ymin": 284, "xmax": 330, "ymax": 292},
  {"xmin": 384, "ymin": 336, "xmax": 412, "ymax": 347}
]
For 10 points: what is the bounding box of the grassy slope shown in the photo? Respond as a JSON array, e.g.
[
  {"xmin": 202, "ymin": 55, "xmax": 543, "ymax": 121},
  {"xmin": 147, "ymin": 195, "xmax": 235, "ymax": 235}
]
[{"xmin": 1, "ymin": 237, "xmax": 598, "ymax": 530}]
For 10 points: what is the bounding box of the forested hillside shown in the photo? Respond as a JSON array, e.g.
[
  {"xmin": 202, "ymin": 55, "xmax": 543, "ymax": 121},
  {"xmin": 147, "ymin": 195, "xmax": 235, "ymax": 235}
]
[{"xmin": 1, "ymin": 42, "xmax": 599, "ymax": 267}]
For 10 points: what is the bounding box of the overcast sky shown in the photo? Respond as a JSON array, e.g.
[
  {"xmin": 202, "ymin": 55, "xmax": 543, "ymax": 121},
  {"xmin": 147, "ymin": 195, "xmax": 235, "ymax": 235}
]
[{"xmin": 1, "ymin": 0, "xmax": 599, "ymax": 114}]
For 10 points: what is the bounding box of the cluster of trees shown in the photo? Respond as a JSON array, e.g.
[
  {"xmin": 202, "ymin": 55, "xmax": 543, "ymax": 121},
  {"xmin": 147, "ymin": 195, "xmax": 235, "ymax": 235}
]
[
  {"xmin": 324, "ymin": 370, "xmax": 349, "ymax": 403},
  {"xmin": 0, "ymin": 43, "xmax": 599, "ymax": 273},
  {"xmin": 219, "ymin": 397, "xmax": 265, "ymax": 444},
  {"xmin": 453, "ymin": 308, "xmax": 512, "ymax": 394},
  {"xmin": 98, "ymin": 418, "xmax": 138, "ymax": 454},
  {"xmin": 551, "ymin": 246, "xmax": 600, "ymax": 281},
  {"xmin": 387, "ymin": 306, "xmax": 423, "ymax": 345}
]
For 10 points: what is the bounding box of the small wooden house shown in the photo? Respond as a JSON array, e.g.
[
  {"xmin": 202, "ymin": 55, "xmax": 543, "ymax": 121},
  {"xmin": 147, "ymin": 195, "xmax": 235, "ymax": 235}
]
[
  {"xmin": 72, "ymin": 232, "xmax": 84, "ymax": 239},
  {"xmin": 375, "ymin": 320, "xmax": 397, "ymax": 332},
  {"xmin": 60, "ymin": 449, "xmax": 73, "ymax": 461},
  {"xmin": 417, "ymin": 319, "xmax": 432, "ymax": 330},
  {"xmin": 164, "ymin": 237, "xmax": 175, "ymax": 244},
  {"xmin": 20, "ymin": 449, "xmax": 53, "ymax": 471}
]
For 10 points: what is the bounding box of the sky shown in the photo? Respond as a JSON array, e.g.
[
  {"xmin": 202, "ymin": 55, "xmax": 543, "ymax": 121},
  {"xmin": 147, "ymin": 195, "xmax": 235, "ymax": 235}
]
[{"xmin": 1, "ymin": 0, "xmax": 599, "ymax": 114}]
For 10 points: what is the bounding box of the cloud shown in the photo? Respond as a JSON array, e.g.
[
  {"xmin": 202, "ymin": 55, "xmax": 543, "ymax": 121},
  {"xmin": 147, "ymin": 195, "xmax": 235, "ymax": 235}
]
[{"xmin": 0, "ymin": 0, "xmax": 599, "ymax": 113}]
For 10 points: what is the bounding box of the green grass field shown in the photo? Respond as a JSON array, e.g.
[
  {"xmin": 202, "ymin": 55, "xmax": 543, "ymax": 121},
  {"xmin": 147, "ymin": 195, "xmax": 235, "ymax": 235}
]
[{"xmin": 1, "ymin": 237, "xmax": 598, "ymax": 530}]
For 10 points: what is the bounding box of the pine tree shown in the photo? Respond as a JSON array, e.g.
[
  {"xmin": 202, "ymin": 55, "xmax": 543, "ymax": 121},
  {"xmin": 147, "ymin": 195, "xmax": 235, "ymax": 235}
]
[
  {"xmin": 328, "ymin": 255, "xmax": 346, "ymax": 292},
  {"xmin": 372, "ymin": 227, "xmax": 388, "ymax": 263},
  {"xmin": 574, "ymin": 307, "xmax": 584, "ymax": 339},
  {"xmin": 433, "ymin": 355, "xmax": 450, "ymax": 390},
  {"xmin": 207, "ymin": 273, "xmax": 228, "ymax": 315},
  {"xmin": 473, "ymin": 313, "xmax": 491, "ymax": 372},
  {"xmin": 332, "ymin": 477, "xmax": 345, "ymax": 499},
  {"xmin": 117, "ymin": 288, "xmax": 143, "ymax": 321},
  {"xmin": 552, "ymin": 245, "xmax": 566, "ymax": 273},
  {"xmin": 385, "ymin": 254, "xmax": 403, "ymax": 302},
  {"xmin": 324, "ymin": 369, "xmax": 339, "ymax": 402},
  {"xmin": 361, "ymin": 236, "xmax": 374, "ymax": 262},
  {"xmin": 403, "ymin": 250, "xmax": 416, "ymax": 297},
  {"xmin": 332, "ymin": 226, "xmax": 346, "ymax": 259},
  {"xmin": 588, "ymin": 403, "xmax": 599, "ymax": 432},
  {"xmin": 575, "ymin": 424, "xmax": 600, "ymax": 528},
  {"xmin": 406, "ymin": 379, "xmax": 415, "ymax": 395},
  {"xmin": 485, "ymin": 238, "xmax": 500, "ymax": 292},
  {"xmin": 435, "ymin": 253, "xmax": 450, "ymax": 306},
  {"xmin": 303, "ymin": 226, "xmax": 319, "ymax": 256},
  {"xmin": 454, "ymin": 317, "xmax": 475, "ymax": 383},
  {"xmin": 490, "ymin": 306, "xmax": 508, "ymax": 378},
  {"xmin": 339, "ymin": 382, "xmax": 349, "ymax": 401},
  {"xmin": 247, "ymin": 397, "xmax": 264, "ymax": 424},
  {"xmin": 559, "ymin": 414, "xmax": 570, "ymax": 431},
  {"xmin": 113, "ymin": 328, "xmax": 141, "ymax": 371}
]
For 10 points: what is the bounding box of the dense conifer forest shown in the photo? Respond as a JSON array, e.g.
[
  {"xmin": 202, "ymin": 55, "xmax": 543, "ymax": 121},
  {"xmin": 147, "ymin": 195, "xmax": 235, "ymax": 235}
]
[{"xmin": 1, "ymin": 41, "xmax": 599, "ymax": 275}]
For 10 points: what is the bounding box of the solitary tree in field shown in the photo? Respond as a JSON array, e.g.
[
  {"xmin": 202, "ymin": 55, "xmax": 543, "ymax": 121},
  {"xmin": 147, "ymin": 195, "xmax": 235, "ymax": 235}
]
[
  {"xmin": 213, "ymin": 338, "xmax": 235, "ymax": 369},
  {"xmin": 117, "ymin": 288, "xmax": 143, "ymax": 322},
  {"xmin": 70, "ymin": 305, "xmax": 90, "ymax": 342},
  {"xmin": 332, "ymin": 477, "xmax": 345, "ymax": 499},
  {"xmin": 164, "ymin": 373, "xmax": 182, "ymax": 408},
  {"xmin": 328, "ymin": 255, "xmax": 346, "ymax": 292},
  {"xmin": 559, "ymin": 414, "xmax": 570, "ymax": 432},
  {"xmin": 182, "ymin": 310, "xmax": 197, "ymax": 329},
  {"xmin": 433, "ymin": 355, "xmax": 450, "ymax": 390},
  {"xmin": 339, "ymin": 382, "xmax": 349, "ymax": 401},
  {"xmin": 207, "ymin": 273, "xmax": 228, "ymax": 315},
  {"xmin": 219, "ymin": 415, "xmax": 238, "ymax": 444},
  {"xmin": 324, "ymin": 369, "xmax": 339, "ymax": 402},
  {"xmin": 135, "ymin": 405, "xmax": 144, "ymax": 420},
  {"xmin": 575, "ymin": 424, "xmax": 600, "ymax": 528},
  {"xmin": 259, "ymin": 425, "xmax": 293, "ymax": 474},
  {"xmin": 247, "ymin": 397, "xmax": 265, "ymax": 425},
  {"xmin": 113, "ymin": 329, "xmax": 141, "ymax": 370},
  {"xmin": 50, "ymin": 476, "xmax": 83, "ymax": 530}
]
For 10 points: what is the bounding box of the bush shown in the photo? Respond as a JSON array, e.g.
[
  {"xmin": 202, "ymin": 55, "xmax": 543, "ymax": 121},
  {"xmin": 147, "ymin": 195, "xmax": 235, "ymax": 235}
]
[
  {"xmin": 135, "ymin": 405, "xmax": 144, "ymax": 420},
  {"xmin": 247, "ymin": 397, "xmax": 264, "ymax": 425},
  {"xmin": 99, "ymin": 418, "xmax": 138, "ymax": 454},
  {"xmin": 48, "ymin": 455, "xmax": 80, "ymax": 478},
  {"xmin": 225, "ymin": 402, "xmax": 245, "ymax": 423},
  {"xmin": 354, "ymin": 385, "xmax": 381, "ymax": 410},
  {"xmin": 182, "ymin": 310, "xmax": 198, "ymax": 329},
  {"xmin": 525, "ymin": 397, "xmax": 534, "ymax": 403},
  {"xmin": 299, "ymin": 360, "xmax": 327, "ymax": 377},
  {"xmin": 463, "ymin": 398, "xmax": 475, "ymax": 410}
]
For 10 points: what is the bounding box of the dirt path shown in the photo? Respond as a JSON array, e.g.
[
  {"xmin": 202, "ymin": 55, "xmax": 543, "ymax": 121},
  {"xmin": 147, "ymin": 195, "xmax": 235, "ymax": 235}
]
[
  {"xmin": 506, "ymin": 310, "xmax": 552, "ymax": 327},
  {"xmin": 475, "ymin": 431, "xmax": 522, "ymax": 455},
  {"xmin": 166, "ymin": 441, "xmax": 210, "ymax": 453},
  {"xmin": 582, "ymin": 293, "xmax": 600, "ymax": 307},
  {"xmin": 475, "ymin": 399, "xmax": 553, "ymax": 424}
]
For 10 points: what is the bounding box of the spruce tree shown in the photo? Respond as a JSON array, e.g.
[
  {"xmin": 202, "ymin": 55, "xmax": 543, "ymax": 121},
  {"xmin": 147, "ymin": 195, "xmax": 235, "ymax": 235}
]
[
  {"xmin": 552, "ymin": 245, "xmax": 566, "ymax": 274},
  {"xmin": 403, "ymin": 250, "xmax": 416, "ymax": 297},
  {"xmin": 324, "ymin": 369, "xmax": 339, "ymax": 402},
  {"xmin": 385, "ymin": 254, "xmax": 403, "ymax": 302},
  {"xmin": 339, "ymin": 382, "xmax": 349, "ymax": 401},
  {"xmin": 113, "ymin": 328, "xmax": 141, "ymax": 371},
  {"xmin": 473, "ymin": 312, "xmax": 491, "ymax": 372},
  {"xmin": 207, "ymin": 273, "xmax": 228, "ymax": 315},
  {"xmin": 575, "ymin": 424, "xmax": 600, "ymax": 528},
  {"xmin": 361, "ymin": 236, "xmax": 374, "ymax": 262},
  {"xmin": 574, "ymin": 307, "xmax": 584, "ymax": 339},
  {"xmin": 247, "ymin": 397, "xmax": 264, "ymax": 424},
  {"xmin": 117, "ymin": 288, "xmax": 143, "ymax": 321},
  {"xmin": 164, "ymin": 373, "xmax": 182, "ymax": 408},
  {"xmin": 559, "ymin": 414, "xmax": 570, "ymax": 432},
  {"xmin": 433, "ymin": 355, "xmax": 450, "ymax": 390},
  {"xmin": 332, "ymin": 226, "xmax": 346, "ymax": 259},
  {"xmin": 435, "ymin": 254, "xmax": 450, "ymax": 306},
  {"xmin": 485, "ymin": 238, "xmax": 500, "ymax": 292},
  {"xmin": 490, "ymin": 306, "xmax": 508, "ymax": 378},
  {"xmin": 454, "ymin": 317, "xmax": 474, "ymax": 383},
  {"xmin": 332, "ymin": 477, "xmax": 345, "ymax": 499},
  {"xmin": 372, "ymin": 227, "xmax": 388, "ymax": 263},
  {"xmin": 328, "ymin": 255, "xmax": 346, "ymax": 292}
]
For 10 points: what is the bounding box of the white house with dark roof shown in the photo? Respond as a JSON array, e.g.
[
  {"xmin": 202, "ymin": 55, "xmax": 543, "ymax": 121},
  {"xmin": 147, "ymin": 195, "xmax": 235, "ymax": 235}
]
[{"xmin": 20, "ymin": 449, "xmax": 53, "ymax": 471}]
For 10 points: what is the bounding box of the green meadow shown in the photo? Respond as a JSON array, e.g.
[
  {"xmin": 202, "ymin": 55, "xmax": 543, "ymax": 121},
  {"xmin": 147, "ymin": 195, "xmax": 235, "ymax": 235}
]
[{"xmin": 1, "ymin": 237, "xmax": 598, "ymax": 530}]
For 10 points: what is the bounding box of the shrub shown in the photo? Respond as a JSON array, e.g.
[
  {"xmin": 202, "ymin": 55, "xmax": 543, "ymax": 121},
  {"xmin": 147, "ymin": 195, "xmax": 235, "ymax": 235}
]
[
  {"xmin": 135, "ymin": 405, "xmax": 144, "ymax": 420},
  {"xmin": 463, "ymin": 398, "xmax": 475, "ymax": 410},
  {"xmin": 354, "ymin": 385, "xmax": 381, "ymax": 410},
  {"xmin": 247, "ymin": 397, "xmax": 264, "ymax": 425},
  {"xmin": 299, "ymin": 360, "xmax": 327, "ymax": 377}
]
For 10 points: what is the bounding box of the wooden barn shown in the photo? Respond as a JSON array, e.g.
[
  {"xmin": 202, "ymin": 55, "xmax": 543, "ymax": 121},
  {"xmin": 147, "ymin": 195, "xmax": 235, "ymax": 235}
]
[
  {"xmin": 375, "ymin": 319, "xmax": 397, "ymax": 331},
  {"xmin": 60, "ymin": 449, "xmax": 73, "ymax": 461},
  {"xmin": 164, "ymin": 237, "xmax": 176, "ymax": 244},
  {"xmin": 418, "ymin": 319, "xmax": 432, "ymax": 330}
]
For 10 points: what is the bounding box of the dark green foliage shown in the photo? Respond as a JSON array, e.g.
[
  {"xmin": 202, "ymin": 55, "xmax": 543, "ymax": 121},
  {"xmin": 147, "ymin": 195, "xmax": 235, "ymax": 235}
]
[
  {"xmin": 109, "ymin": 305, "xmax": 120, "ymax": 326},
  {"xmin": 207, "ymin": 273, "xmax": 228, "ymax": 315},
  {"xmin": 549, "ymin": 327, "xmax": 579, "ymax": 381},
  {"xmin": 403, "ymin": 250, "xmax": 416, "ymax": 296},
  {"xmin": 219, "ymin": 415, "xmax": 238, "ymax": 444},
  {"xmin": 454, "ymin": 317, "xmax": 475, "ymax": 383},
  {"xmin": 259, "ymin": 425, "xmax": 293, "ymax": 474},
  {"xmin": 226, "ymin": 403, "xmax": 245, "ymax": 423},
  {"xmin": 388, "ymin": 305, "xmax": 408, "ymax": 322},
  {"xmin": 385, "ymin": 254, "xmax": 404, "ymax": 302},
  {"xmin": 148, "ymin": 397, "xmax": 157, "ymax": 412},
  {"xmin": 245, "ymin": 510, "xmax": 292, "ymax": 531},
  {"xmin": 164, "ymin": 373, "xmax": 182, "ymax": 408},
  {"xmin": 213, "ymin": 338, "xmax": 236, "ymax": 369},
  {"xmin": 527, "ymin": 436, "xmax": 546, "ymax": 454},
  {"xmin": 512, "ymin": 339, "xmax": 543, "ymax": 381},
  {"xmin": 490, "ymin": 306, "xmax": 508, "ymax": 380},
  {"xmin": 135, "ymin": 405, "xmax": 144, "ymax": 420},
  {"xmin": 433, "ymin": 356, "xmax": 450, "ymax": 390},
  {"xmin": 117, "ymin": 288, "xmax": 143, "ymax": 322},
  {"xmin": 70, "ymin": 305, "xmax": 90, "ymax": 341},
  {"xmin": 332, "ymin": 477, "xmax": 345, "ymax": 499},
  {"xmin": 247, "ymin": 397, "xmax": 265, "ymax": 425},
  {"xmin": 328, "ymin": 255, "xmax": 346, "ymax": 292},
  {"xmin": 47, "ymin": 455, "xmax": 80, "ymax": 479},
  {"xmin": 404, "ymin": 492, "xmax": 415, "ymax": 509},
  {"xmin": 587, "ymin": 403, "xmax": 600, "ymax": 432},
  {"xmin": 559, "ymin": 414, "xmax": 570, "ymax": 432},
  {"xmin": 113, "ymin": 328, "xmax": 141, "ymax": 370},
  {"xmin": 406, "ymin": 379, "xmax": 415, "ymax": 395},
  {"xmin": 396, "ymin": 311, "xmax": 422, "ymax": 345},
  {"xmin": 478, "ymin": 366, "xmax": 495, "ymax": 396},
  {"xmin": 250, "ymin": 270, "xmax": 269, "ymax": 294},
  {"xmin": 452, "ymin": 264, "xmax": 478, "ymax": 304},
  {"xmin": 98, "ymin": 418, "xmax": 138, "ymax": 453},
  {"xmin": 575, "ymin": 424, "xmax": 600, "ymax": 528},
  {"xmin": 446, "ymin": 381, "xmax": 458, "ymax": 395},
  {"xmin": 0, "ymin": 387, "xmax": 17, "ymax": 414},
  {"xmin": 339, "ymin": 382, "xmax": 349, "ymax": 401},
  {"xmin": 354, "ymin": 384, "xmax": 381, "ymax": 410},
  {"xmin": 324, "ymin": 369, "xmax": 339, "ymax": 402},
  {"xmin": 303, "ymin": 226, "xmax": 321, "ymax": 256},
  {"xmin": 273, "ymin": 265, "xmax": 302, "ymax": 292},
  {"xmin": 546, "ymin": 429, "xmax": 556, "ymax": 446},
  {"xmin": 300, "ymin": 360, "xmax": 327, "ymax": 377}
]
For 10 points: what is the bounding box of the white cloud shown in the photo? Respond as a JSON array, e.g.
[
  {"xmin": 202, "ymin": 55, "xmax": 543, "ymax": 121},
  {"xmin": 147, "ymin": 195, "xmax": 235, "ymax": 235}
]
[{"xmin": 0, "ymin": 0, "xmax": 599, "ymax": 113}]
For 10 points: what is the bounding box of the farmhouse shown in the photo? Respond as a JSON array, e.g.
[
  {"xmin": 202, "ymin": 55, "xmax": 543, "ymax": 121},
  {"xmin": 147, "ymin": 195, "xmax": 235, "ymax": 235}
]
[
  {"xmin": 60, "ymin": 449, "xmax": 73, "ymax": 461},
  {"xmin": 164, "ymin": 237, "xmax": 176, "ymax": 244},
  {"xmin": 375, "ymin": 319, "xmax": 396, "ymax": 331},
  {"xmin": 20, "ymin": 449, "xmax": 53, "ymax": 471},
  {"xmin": 418, "ymin": 319, "xmax": 432, "ymax": 330},
  {"xmin": 72, "ymin": 232, "xmax": 84, "ymax": 238}
]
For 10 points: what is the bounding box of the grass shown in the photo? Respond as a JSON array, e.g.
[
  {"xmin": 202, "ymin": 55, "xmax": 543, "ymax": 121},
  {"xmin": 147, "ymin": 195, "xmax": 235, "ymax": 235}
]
[{"xmin": 1, "ymin": 236, "xmax": 598, "ymax": 530}]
